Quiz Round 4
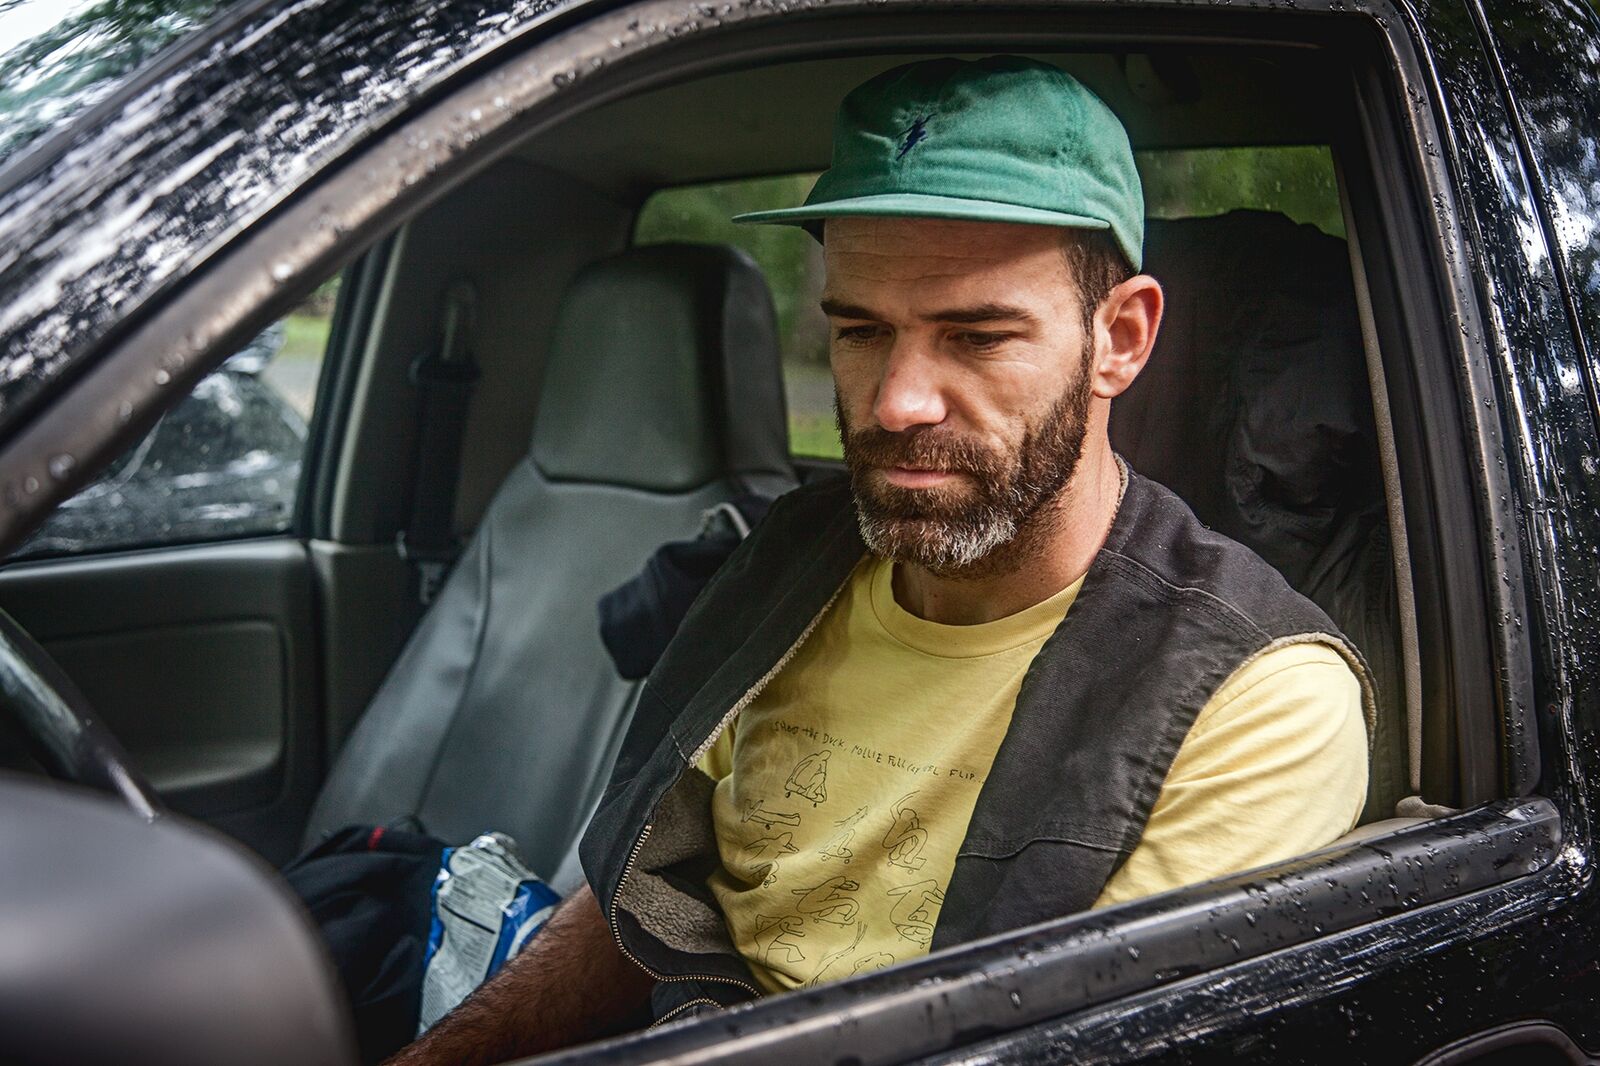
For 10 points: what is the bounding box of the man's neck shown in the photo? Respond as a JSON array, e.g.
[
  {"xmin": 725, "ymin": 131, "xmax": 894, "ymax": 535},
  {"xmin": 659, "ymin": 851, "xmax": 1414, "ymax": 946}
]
[{"xmin": 890, "ymin": 442, "xmax": 1124, "ymax": 626}]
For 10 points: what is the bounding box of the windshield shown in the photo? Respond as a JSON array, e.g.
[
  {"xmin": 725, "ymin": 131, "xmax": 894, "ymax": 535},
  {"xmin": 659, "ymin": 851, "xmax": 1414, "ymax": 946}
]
[{"xmin": 0, "ymin": 0, "xmax": 235, "ymax": 164}]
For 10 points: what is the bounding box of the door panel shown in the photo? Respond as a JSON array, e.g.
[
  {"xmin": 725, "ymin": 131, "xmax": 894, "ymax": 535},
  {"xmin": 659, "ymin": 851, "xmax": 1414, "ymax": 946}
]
[
  {"xmin": 48, "ymin": 620, "xmax": 284, "ymax": 795},
  {"xmin": 0, "ymin": 539, "xmax": 321, "ymax": 864}
]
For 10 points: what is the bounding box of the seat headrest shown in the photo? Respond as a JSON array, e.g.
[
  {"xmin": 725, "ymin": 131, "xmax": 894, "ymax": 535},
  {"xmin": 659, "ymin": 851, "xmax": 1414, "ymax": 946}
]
[{"xmin": 530, "ymin": 243, "xmax": 791, "ymax": 494}]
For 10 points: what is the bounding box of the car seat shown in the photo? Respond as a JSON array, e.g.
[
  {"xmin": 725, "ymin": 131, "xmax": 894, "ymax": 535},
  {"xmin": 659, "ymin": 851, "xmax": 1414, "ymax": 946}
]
[
  {"xmin": 305, "ymin": 243, "xmax": 795, "ymax": 882},
  {"xmin": 1114, "ymin": 209, "xmax": 1406, "ymax": 825}
]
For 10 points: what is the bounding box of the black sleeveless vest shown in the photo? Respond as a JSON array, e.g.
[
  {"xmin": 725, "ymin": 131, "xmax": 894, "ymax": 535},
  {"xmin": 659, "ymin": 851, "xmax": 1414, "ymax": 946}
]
[{"xmin": 580, "ymin": 468, "xmax": 1374, "ymax": 1019}]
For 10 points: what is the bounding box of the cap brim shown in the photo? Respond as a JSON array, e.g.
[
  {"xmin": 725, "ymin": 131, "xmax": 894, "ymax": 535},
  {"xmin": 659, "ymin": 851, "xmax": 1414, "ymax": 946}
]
[{"xmin": 732, "ymin": 192, "xmax": 1114, "ymax": 232}]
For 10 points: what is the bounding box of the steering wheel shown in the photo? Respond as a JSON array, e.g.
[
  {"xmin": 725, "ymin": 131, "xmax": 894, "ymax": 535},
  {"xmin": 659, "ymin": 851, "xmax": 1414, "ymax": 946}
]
[{"xmin": 0, "ymin": 606, "xmax": 163, "ymax": 820}]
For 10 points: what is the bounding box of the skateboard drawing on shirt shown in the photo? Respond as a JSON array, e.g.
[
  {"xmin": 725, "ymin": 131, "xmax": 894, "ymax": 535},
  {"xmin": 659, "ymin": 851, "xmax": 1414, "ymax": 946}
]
[
  {"xmin": 818, "ymin": 806, "xmax": 868, "ymax": 863},
  {"xmin": 740, "ymin": 831, "xmax": 798, "ymax": 887},
  {"xmin": 807, "ymin": 922, "xmax": 867, "ymax": 986},
  {"xmin": 882, "ymin": 791, "xmax": 929, "ymax": 871},
  {"xmin": 741, "ymin": 798, "xmax": 801, "ymax": 831},
  {"xmin": 753, "ymin": 913, "xmax": 807, "ymax": 965},
  {"xmin": 887, "ymin": 879, "xmax": 945, "ymax": 945},
  {"xmin": 784, "ymin": 750, "xmax": 830, "ymax": 805},
  {"xmin": 790, "ymin": 875, "xmax": 861, "ymax": 926},
  {"xmin": 850, "ymin": 951, "xmax": 896, "ymax": 975}
]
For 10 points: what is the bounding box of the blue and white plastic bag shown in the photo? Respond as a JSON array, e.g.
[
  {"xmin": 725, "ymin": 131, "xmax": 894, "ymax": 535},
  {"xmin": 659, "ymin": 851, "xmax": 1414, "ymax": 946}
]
[{"xmin": 417, "ymin": 832, "xmax": 561, "ymax": 1033}]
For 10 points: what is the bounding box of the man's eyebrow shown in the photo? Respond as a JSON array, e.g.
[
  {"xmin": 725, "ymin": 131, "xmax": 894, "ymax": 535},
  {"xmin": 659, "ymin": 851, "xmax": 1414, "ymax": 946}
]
[
  {"xmin": 926, "ymin": 302, "xmax": 1039, "ymax": 326},
  {"xmin": 820, "ymin": 297, "xmax": 877, "ymax": 320},
  {"xmin": 818, "ymin": 297, "xmax": 1038, "ymax": 327}
]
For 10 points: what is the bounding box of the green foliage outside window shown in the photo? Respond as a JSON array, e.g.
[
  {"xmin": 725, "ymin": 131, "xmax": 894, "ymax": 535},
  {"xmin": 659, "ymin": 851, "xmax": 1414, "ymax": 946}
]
[{"xmin": 1139, "ymin": 146, "xmax": 1345, "ymax": 237}]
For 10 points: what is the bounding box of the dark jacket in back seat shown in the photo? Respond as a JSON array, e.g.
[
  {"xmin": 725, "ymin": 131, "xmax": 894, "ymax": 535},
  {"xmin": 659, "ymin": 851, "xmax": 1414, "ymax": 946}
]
[{"xmin": 1118, "ymin": 210, "xmax": 1403, "ymax": 819}]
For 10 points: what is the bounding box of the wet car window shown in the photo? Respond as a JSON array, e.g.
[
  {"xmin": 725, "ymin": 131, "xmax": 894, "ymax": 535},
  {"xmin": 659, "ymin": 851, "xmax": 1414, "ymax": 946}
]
[
  {"xmin": 6, "ymin": 278, "xmax": 337, "ymax": 560},
  {"xmin": 634, "ymin": 146, "xmax": 1344, "ymax": 459},
  {"xmin": 0, "ymin": 0, "xmax": 236, "ymax": 165},
  {"xmin": 0, "ymin": 1, "xmax": 236, "ymax": 164}
]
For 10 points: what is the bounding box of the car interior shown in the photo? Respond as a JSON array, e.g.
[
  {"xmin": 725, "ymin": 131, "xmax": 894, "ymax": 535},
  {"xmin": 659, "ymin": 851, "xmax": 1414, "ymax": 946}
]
[
  {"xmin": 0, "ymin": 28, "xmax": 1511, "ymax": 1013},
  {"xmin": 304, "ymin": 49, "xmax": 1422, "ymax": 891}
]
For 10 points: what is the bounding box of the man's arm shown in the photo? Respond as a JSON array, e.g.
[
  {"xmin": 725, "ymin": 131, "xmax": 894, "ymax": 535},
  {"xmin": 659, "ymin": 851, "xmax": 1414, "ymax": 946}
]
[
  {"xmin": 385, "ymin": 883, "xmax": 655, "ymax": 1066},
  {"xmin": 1093, "ymin": 642, "xmax": 1369, "ymax": 908}
]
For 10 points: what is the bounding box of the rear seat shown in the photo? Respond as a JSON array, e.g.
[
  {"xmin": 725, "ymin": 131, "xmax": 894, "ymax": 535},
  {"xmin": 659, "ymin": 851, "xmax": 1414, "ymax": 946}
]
[
  {"xmin": 1115, "ymin": 209, "xmax": 1407, "ymax": 825},
  {"xmin": 305, "ymin": 243, "xmax": 795, "ymax": 880}
]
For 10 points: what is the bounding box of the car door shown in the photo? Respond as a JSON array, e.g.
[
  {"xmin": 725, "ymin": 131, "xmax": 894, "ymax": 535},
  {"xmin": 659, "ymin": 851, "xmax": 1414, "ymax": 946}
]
[
  {"xmin": 0, "ymin": 10, "xmax": 436, "ymax": 867},
  {"xmin": 0, "ymin": 286, "xmax": 339, "ymax": 863},
  {"xmin": 0, "ymin": 0, "xmax": 1592, "ymax": 1062}
]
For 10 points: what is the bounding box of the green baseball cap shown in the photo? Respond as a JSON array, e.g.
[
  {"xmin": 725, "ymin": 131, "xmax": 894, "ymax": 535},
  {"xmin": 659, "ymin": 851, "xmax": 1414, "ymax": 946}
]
[{"xmin": 734, "ymin": 55, "xmax": 1145, "ymax": 269}]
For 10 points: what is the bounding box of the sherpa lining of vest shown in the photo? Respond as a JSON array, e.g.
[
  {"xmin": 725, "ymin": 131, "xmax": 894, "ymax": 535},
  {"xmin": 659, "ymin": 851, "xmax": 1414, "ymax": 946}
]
[{"xmin": 618, "ymin": 766, "xmax": 742, "ymax": 959}]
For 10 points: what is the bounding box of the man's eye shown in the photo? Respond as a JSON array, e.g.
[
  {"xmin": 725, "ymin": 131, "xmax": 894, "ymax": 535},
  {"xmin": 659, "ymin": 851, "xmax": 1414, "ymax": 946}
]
[
  {"xmin": 956, "ymin": 331, "xmax": 1007, "ymax": 350},
  {"xmin": 834, "ymin": 326, "xmax": 882, "ymax": 346}
]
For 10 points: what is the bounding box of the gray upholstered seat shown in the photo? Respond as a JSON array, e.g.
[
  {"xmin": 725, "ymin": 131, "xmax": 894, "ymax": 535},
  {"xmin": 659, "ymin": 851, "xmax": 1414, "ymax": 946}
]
[{"xmin": 305, "ymin": 243, "xmax": 794, "ymax": 881}]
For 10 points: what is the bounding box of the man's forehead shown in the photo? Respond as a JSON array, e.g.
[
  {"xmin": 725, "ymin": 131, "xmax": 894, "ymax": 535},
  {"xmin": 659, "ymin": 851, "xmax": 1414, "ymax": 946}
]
[
  {"xmin": 821, "ymin": 217, "xmax": 1072, "ymax": 303},
  {"xmin": 824, "ymin": 216, "xmax": 1065, "ymax": 258}
]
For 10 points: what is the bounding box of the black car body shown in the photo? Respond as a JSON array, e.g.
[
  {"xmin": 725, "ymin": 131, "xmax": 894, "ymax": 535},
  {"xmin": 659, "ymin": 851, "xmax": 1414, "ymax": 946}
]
[{"xmin": 0, "ymin": 0, "xmax": 1596, "ymax": 1063}]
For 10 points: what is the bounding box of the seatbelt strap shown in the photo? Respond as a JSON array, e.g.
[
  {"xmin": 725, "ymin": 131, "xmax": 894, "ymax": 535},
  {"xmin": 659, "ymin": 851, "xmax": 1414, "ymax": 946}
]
[{"xmin": 400, "ymin": 281, "xmax": 480, "ymax": 605}]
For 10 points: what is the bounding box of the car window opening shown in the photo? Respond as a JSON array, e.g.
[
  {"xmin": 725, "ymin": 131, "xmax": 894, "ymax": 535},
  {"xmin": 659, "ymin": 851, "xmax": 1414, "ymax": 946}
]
[
  {"xmin": 407, "ymin": 37, "xmax": 1507, "ymax": 1039},
  {"xmin": 4, "ymin": 277, "xmax": 340, "ymax": 562},
  {"xmin": 15, "ymin": 40, "xmax": 1486, "ymax": 873}
]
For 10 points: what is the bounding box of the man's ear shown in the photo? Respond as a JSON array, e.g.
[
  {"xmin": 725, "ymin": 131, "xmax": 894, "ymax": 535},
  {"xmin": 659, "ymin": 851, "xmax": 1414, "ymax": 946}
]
[{"xmin": 1089, "ymin": 274, "xmax": 1163, "ymax": 400}]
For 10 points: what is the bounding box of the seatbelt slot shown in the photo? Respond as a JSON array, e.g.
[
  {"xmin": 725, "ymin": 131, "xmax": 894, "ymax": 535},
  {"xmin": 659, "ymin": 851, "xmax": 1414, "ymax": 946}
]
[{"xmin": 401, "ymin": 281, "xmax": 480, "ymax": 605}]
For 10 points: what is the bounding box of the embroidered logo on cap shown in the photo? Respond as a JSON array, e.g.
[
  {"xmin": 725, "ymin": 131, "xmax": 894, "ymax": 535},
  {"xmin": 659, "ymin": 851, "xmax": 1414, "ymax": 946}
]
[{"xmin": 896, "ymin": 115, "xmax": 930, "ymax": 160}]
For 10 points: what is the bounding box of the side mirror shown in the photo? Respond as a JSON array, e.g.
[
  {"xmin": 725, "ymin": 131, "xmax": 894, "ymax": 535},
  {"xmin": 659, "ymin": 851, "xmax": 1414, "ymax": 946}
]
[
  {"xmin": 0, "ymin": 774, "xmax": 356, "ymax": 1066},
  {"xmin": 222, "ymin": 320, "xmax": 287, "ymax": 375}
]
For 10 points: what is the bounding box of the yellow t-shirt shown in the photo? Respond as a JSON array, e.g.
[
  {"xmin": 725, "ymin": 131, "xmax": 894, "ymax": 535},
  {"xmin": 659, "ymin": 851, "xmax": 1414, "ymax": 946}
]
[{"xmin": 700, "ymin": 556, "xmax": 1367, "ymax": 993}]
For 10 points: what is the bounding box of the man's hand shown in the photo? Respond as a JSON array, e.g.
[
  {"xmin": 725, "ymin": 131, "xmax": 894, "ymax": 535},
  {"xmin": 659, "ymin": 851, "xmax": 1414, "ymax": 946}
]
[{"xmin": 384, "ymin": 883, "xmax": 655, "ymax": 1066}]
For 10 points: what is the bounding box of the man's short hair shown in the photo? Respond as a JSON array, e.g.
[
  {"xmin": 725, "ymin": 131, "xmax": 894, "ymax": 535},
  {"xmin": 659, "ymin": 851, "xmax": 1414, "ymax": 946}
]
[{"xmin": 1061, "ymin": 228, "xmax": 1135, "ymax": 336}]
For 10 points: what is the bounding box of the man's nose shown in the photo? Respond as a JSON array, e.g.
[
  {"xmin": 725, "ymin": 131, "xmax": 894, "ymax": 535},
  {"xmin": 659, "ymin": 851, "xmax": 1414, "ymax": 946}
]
[{"xmin": 872, "ymin": 342, "xmax": 948, "ymax": 433}]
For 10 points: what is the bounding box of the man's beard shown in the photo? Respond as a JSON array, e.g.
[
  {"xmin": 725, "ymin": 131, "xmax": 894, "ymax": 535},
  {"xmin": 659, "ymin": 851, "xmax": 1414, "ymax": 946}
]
[{"xmin": 838, "ymin": 358, "xmax": 1095, "ymax": 579}]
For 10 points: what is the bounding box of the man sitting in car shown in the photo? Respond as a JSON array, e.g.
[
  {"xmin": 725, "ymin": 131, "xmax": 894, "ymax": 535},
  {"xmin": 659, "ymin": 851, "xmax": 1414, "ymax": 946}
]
[{"xmin": 392, "ymin": 54, "xmax": 1372, "ymax": 1066}]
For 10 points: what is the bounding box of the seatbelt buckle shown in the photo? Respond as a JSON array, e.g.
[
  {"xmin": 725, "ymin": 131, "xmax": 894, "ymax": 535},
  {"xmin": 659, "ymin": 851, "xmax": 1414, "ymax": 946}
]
[
  {"xmin": 408, "ymin": 350, "xmax": 480, "ymax": 392},
  {"xmin": 409, "ymin": 281, "xmax": 481, "ymax": 393},
  {"xmin": 396, "ymin": 531, "xmax": 458, "ymax": 605}
]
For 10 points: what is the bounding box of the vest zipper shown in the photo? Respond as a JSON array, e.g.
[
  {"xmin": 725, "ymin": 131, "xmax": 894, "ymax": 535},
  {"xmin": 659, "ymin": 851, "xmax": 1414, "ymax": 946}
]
[
  {"xmin": 647, "ymin": 997, "xmax": 721, "ymax": 1029},
  {"xmin": 607, "ymin": 582, "xmax": 848, "ymax": 1001}
]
